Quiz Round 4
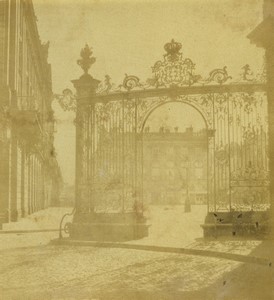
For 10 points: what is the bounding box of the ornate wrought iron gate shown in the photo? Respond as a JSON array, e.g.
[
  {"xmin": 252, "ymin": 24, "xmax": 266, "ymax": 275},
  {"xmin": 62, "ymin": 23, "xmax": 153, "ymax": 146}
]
[{"xmin": 58, "ymin": 39, "xmax": 269, "ymax": 221}]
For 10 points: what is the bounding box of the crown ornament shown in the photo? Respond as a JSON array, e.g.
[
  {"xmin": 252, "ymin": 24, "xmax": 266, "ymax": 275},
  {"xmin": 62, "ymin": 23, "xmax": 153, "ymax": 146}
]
[{"xmin": 163, "ymin": 39, "xmax": 182, "ymax": 61}]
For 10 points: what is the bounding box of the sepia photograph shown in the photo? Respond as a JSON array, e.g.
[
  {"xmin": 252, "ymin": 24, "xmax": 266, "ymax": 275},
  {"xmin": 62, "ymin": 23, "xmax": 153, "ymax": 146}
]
[{"xmin": 0, "ymin": 0, "xmax": 274, "ymax": 299}]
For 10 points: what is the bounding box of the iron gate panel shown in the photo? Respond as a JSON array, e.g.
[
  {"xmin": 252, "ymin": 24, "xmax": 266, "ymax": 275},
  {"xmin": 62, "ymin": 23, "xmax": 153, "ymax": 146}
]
[{"xmin": 60, "ymin": 41, "xmax": 269, "ymax": 215}]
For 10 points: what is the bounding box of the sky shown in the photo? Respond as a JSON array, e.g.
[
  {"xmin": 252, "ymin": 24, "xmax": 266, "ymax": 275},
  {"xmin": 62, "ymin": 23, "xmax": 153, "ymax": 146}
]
[{"xmin": 33, "ymin": 0, "xmax": 265, "ymax": 185}]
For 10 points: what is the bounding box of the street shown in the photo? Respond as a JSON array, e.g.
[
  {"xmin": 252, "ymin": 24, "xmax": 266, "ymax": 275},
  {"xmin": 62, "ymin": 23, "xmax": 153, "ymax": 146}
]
[
  {"xmin": 0, "ymin": 243, "xmax": 273, "ymax": 300},
  {"xmin": 0, "ymin": 206, "xmax": 273, "ymax": 300},
  {"xmin": 0, "ymin": 245, "xmax": 244, "ymax": 300},
  {"xmin": 1, "ymin": 0, "xmax": 274, "ymax": 299}
]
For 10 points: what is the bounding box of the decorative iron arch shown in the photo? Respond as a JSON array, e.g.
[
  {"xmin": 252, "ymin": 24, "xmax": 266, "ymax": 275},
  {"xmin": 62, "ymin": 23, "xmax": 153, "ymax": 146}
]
[
  {"xmin": 57, "ymin": 40, "xmax": 269, "ymax": 217},
  {"xmin": 138, "ymin": 95, "xmax": 212, "ymax": 133}
]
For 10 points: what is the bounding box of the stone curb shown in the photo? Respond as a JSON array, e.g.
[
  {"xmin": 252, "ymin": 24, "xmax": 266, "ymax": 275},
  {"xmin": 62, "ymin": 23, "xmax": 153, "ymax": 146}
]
[
  {"xmin": 0, "ymin": 229, "xmax": 61, "ymax": 234},
  {"xmin": 51, "ymin": 238, "xmax": 272, "ymax": 266}
]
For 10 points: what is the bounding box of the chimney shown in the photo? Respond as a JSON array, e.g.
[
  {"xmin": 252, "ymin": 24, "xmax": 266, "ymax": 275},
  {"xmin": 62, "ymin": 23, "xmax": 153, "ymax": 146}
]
[
  {"xmin": 144, "ymin": 126, "xmax": 150, "ymax": 133},
  {"xmin": 186, "ymin": 126, "xmax": 193, "ymax": 135}
]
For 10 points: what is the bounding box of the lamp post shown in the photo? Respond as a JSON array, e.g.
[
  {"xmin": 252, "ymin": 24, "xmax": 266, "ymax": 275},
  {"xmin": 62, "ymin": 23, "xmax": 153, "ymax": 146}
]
[{"xmin": 185, "ymin": 157, "xmax": 191, "ymax": 213}]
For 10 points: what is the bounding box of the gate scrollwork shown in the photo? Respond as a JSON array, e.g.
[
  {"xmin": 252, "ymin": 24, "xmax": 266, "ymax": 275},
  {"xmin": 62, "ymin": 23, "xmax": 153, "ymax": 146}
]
[{"xmin": 57, "ymin": 40, "xmax": 269, "ymax": 214}]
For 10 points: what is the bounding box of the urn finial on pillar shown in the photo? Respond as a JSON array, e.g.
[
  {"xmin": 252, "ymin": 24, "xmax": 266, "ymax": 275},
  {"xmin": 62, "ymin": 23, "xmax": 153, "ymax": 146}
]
[
  {"xmin": 72, "ymin": 44, "xmax": 100, "ymax": 98},
  {"xmin": 77, "ymin": 44, "xmax": 96, "ymax": 75}
]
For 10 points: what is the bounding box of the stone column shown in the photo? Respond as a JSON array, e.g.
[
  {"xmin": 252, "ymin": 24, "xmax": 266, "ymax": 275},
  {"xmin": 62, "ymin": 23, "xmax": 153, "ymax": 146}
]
[
  {"xmin": 9, "ymin": 125, "xmax": 18, "ymax": 222},
  {"xmin": 71, "ymin": 45, "xmax": 100, "ymax": 213},
  {"xmin": 21, "ymin": 146, "xmax": 25, "ymax": 217},
  {"xmin": 0, "ymin": 139, "xmax": 10, "ymax": 223},
  {"xmin": 248, "ymin": 8, "xmax": 274, "ymax": 236},
  {"xmin": 67, "ymin": 45, "xmax": 149, "ymax": 241}
]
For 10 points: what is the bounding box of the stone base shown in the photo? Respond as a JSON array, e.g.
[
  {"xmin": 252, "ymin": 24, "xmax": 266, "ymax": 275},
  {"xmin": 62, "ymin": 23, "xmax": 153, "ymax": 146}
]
[
  {"xmin": 201, "ymin": 210, "xmax": 270, "ymax": 238},
  {"xmin": 0, "ymin": 212, "xmax": 8, "ymax": 225},
  {"xmin": 68, "ymin": 212, "xmax": 149, "ymax": 242}
]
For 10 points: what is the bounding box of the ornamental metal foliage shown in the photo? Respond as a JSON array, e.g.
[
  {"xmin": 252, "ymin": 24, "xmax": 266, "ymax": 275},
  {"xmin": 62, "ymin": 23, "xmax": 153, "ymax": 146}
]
[
  {"xmin": 96, "ymin": 39, "xmax": 266, "ymax": 93},
  {"xmin": 55, "ymin": 39, "xmax": 266, "ymax": 109},
  {"xmin": 56, "ymin": 41, "xmax": 269, "ymax": 214}
]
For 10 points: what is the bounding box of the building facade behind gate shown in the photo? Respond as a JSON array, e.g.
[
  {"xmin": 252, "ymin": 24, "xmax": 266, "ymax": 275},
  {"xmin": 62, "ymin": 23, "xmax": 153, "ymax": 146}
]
[
  {"xmin": 142, "ymin": 126, "xmax": 207, "ymax": 205},
  {"xmin": 0, "ymin": 0, "xmax": 62, "ymax": 224}
]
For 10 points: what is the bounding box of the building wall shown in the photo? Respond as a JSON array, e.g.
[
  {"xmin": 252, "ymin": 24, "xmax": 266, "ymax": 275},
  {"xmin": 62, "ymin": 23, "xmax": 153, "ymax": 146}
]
[
  {"xmin": 143, "ymin": 127, "xmax": 208, "ymax": 205},
  {"xmin": 0, "ymin": 0, "xmax": 62, "ymax": 223}
]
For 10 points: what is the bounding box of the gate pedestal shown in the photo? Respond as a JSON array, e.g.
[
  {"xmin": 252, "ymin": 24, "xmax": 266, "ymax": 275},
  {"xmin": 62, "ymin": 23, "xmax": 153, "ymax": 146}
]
[
  {"xmin": 69, "ymin": 212, "xmax": 149, "ymax": 241},
  {"xmin": 202, "ymin": 211, "xmax": 270, "ymax": 238},
  {"xmin": 68, "ymin": 45, "xmax": 150, "ymax": 242}
]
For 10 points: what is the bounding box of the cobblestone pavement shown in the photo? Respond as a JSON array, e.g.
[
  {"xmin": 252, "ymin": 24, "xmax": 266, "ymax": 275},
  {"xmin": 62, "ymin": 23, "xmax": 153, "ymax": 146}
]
[
  {"xmin": 0, "ymin": 232, "xmax": 58, "ymax": 250},
  {"xmin": 0, "ymin": 245, "xmax": 243, "ymax": 300},
  {"xmin": 0, "ymin": 205, "xmax": 272, "ymax": 299}
]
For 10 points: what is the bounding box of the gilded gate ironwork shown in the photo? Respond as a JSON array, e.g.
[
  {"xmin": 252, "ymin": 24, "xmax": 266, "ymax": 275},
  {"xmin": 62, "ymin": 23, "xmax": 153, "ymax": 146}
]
[{"xmin": 56, "ymin": 40, "xmax": 269, "ymax": 217}]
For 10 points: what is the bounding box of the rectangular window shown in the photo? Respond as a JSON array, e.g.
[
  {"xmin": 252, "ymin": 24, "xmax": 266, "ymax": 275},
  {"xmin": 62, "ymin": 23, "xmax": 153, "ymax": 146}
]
[
  {"xmin": 166, "ymin": 169, "xmax": 175, "ymax": 180},
  {"xmin": 167, "ymin": 146, "xmax": 173, "ymax": 155},
  {"xmin": 167, "ymin": 161, "xmax": 174, "ymax": 168},
  {"xmin": 180, "ymin": 168, "xmax": 187, "ymax": 179},
  {"xmin": 153, "ymin": 147, "xmax": 160, "ymax": 158},
  {"xmin": 152, "ymin": 167, "xmax": 160, "ymax": 180},
  {"xmin": 195, "ymin": 168, "xmax": 203, "ymax": 179}
]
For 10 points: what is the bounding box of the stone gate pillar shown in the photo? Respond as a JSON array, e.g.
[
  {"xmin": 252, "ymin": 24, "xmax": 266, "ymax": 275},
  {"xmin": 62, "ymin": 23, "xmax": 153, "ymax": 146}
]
[
  {"xmin": 67, "ymin": 45, "xmax": 149, "ymax": 241},
  {"xmin": 248, "ymin": 4, "xmax": 274, "ymax": 236},
  {"xmin": 71, "ymin": 45, "xmax": 100, "ymax": 213}
]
